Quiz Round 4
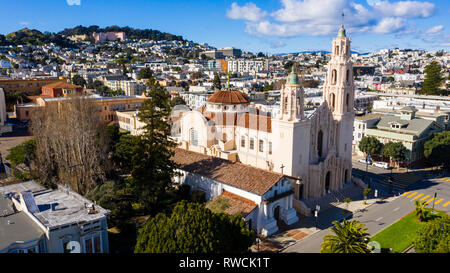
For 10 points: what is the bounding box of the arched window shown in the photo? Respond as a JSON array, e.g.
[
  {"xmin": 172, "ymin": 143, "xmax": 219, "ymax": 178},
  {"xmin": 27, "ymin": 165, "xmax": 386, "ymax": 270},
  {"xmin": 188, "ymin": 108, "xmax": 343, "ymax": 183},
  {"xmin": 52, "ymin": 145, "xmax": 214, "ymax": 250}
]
[
  {"xmin": 330, "ymin": 93, "xmax": 336, "ymax": 111},
  {"xmin": 335, "ymin": 45, "xmax": 339, "ymax": 56},
  {"xmin": 259, "ymin": 140, "xmax": 264, "ymax": 152},
  {"xmin": 283, "ymin": 96, "xmax": 288, "ymax": 114},
  {"xmin": 318, "ymin": 130, "xmax": 323, "ymax": 158},
  {"xmin": 241, "ymin": 135, "xmax": 245, "ymax": 148},
  {"xmin": 346, "ymin": 69, "xmax": 349, "ymax": 83},
  {"xmin": 346, "ymin": 93, "xmax": 350, "ymax": 112},
  {"xmin": 331, "ymin": 69, "xmax": 337, "ymax": 85},
  {"xmin": 297, "ymin": 97, "xmax": 301, "ymax": 115},
  {"xmin": 190, "ymin": 128, "xmax": 198, "ymax": 146}
]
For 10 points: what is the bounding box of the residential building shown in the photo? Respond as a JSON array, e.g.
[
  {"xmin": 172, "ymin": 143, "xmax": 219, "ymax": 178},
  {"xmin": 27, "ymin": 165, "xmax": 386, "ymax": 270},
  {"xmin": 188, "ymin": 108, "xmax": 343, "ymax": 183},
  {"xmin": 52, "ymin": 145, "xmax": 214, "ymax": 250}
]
[
  {"xmin": 0, "ymin": 181, "xmax": 109, "ymax": 253},
  {"xmin": 41, "ymin": 82, "xmax": 84, "ymax": 98},
  {"xmin": 366, "ymin": 106, "xmax": 444, "ymax": 166},
  {"xmin": 352, "ymin": 113, "xmax": 384, "ymax": 155},
  {"xmin": 0, "ymin": 77, "xmax": 69, "ymax": 94}
]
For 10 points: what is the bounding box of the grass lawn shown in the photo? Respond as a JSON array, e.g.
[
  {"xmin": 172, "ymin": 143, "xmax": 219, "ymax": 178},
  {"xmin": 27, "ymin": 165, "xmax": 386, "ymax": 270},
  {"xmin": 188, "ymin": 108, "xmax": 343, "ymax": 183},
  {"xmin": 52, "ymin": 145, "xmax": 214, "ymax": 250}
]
[{"xmin": 370, "ymin": 210, "xmax": 446, "ymax": 253}]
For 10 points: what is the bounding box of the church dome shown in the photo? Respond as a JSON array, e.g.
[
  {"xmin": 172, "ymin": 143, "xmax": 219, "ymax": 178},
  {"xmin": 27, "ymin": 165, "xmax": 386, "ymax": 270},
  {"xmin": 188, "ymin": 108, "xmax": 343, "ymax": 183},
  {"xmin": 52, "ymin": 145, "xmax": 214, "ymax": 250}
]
[
  {"xmin": 207, "ymin": 89, "xmax": 250, "ymax": 104},
  {"xmin": 286, "ymin": 66, "xmax": 299, "ymax": 85},
  {"xmin": 337, "ymin": 25, "xmax": 346, "ymax": 38}
]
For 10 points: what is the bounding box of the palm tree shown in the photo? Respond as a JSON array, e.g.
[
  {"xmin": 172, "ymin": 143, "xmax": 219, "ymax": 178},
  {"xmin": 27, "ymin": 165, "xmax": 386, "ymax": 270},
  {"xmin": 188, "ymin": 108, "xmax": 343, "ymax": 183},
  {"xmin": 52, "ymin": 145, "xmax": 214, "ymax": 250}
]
[
  {"xmin": 320, "ymin": 219, "xmax": 371, "ymax": 253},
  {"xmin": 414, "ymin": 200, "xmax": 430, "ymax": 222}
]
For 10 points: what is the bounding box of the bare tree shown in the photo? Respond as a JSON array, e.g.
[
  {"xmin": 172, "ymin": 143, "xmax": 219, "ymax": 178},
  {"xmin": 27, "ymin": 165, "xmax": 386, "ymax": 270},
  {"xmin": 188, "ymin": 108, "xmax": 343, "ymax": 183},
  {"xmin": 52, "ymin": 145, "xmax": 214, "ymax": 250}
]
[{"xmin": 31, "ymin": 95, "xmax": 109, "ymax": 195}]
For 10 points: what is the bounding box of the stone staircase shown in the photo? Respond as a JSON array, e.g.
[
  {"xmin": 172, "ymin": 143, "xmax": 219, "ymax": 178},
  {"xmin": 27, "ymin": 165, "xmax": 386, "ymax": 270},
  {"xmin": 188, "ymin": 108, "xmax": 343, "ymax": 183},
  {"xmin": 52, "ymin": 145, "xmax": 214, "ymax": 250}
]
[{"xmin": 302, "ymin": 183, "xmax": 363, "ymax": 213}]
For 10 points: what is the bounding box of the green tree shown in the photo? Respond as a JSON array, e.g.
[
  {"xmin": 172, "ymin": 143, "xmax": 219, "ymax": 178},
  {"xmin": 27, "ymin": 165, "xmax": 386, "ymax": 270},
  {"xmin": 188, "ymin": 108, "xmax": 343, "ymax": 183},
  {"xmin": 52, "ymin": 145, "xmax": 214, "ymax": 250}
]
[
  {"xmin": 71, "ymin": 74, "xmax": 86, "ymax": 87},
  {"xmin": 421, "ymin": 61, "xmax": 444, "ymax": 95},
  {"xmin": 6, "ymin": 139, "xmax": 35, "ymax": 168},
  {"xmin": 358, "ymin": 136, "xmax": 383, "ymax": 157},
  {"xmin": 363, "ymin": 188, "xmax": 371, "ymax": 204},
  {"xmin": 320, "ymin": 219, "xmax": 371, "ymax": 253},
  {"xmin": 170, "ymin": 96, "xmax": 186, "ymax": 107},
  {"xmin": 134, "ymin": 201, "xmax": 255, "ymax": 253},
  {"xmin": 137, "ymin": 68, "xmax": 153, "ymax": 80},
  {"xmin": 414, "ymin": 200, "xmax": 430, "ymax": 222},
  {"xmin": 130, "ymin": 80, "xmax": 178, "ymax": 213},
  {"xmin": 424, "ymin": 131, "xmax": 450, "ymax": 169},
  {"xmin": 212, "ymin": 72, "xmax": 221, "ymax": 90},
  {"xmin": 414, "ymin": 215, "xmax": 450, "ymax": 253},
  {"xmin": 382, "ymin": 141, "xmax": 407, "ymax": 166},
  {"xmin": 114, "ymin": 134, "xmax": 141, "ymax": 173}
]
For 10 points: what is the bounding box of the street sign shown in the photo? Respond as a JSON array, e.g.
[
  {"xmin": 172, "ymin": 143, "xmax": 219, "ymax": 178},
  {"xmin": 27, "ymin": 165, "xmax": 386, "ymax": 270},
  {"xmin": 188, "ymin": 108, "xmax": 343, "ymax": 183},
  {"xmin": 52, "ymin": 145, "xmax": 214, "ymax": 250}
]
[
  {"xmin": 314, "ymin": 210, "xmax": 318, "ymax": 217},
  {"xmin": 374, "ymin": 190, "xmax": 378, "ymax": 198}
]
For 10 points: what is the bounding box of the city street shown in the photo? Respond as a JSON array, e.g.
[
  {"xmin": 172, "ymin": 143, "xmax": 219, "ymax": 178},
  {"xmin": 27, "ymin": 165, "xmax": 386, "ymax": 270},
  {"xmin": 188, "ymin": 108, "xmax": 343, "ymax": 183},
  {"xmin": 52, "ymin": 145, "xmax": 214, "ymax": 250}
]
[{"xmin": 282, "ymin": 172, "xmax": 450, "ymax": 253}]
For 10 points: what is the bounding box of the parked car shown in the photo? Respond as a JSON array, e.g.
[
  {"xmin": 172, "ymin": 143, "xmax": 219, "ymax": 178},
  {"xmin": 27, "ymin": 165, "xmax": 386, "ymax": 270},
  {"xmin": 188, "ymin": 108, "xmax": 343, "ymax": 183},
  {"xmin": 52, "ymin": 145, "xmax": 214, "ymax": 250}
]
[
  {"xmin": 358, "ymin": 158, "xmax": 372, "ymax": 164},
  {"xmin": 373, "ymin": 161, "xmax": 390, "ymax": 169}
]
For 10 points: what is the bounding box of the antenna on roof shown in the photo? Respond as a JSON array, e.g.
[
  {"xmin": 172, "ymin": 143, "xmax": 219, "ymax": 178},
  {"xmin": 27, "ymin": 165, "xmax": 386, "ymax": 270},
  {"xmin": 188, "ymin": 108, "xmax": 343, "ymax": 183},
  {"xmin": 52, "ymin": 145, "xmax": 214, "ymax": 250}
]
[{"xmin": 341, "ymin": 10, "xmax": 345, "ymax": 27}]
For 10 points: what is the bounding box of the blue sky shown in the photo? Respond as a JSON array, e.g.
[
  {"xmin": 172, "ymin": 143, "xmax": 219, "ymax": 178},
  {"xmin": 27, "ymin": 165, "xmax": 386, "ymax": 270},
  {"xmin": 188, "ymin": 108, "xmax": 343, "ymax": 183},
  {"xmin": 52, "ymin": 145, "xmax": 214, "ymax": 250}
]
[{"xmin": 0, "ymin": 0, "xmax": 449, "ymax": 54}]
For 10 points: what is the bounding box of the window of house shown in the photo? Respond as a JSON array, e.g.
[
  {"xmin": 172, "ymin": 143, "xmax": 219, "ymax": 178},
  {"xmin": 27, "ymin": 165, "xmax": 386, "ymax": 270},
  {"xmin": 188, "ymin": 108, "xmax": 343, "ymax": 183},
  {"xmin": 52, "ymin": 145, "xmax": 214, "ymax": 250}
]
[
  {"xmin": 94, "ymin": 236, "xmax": 101, "ymax": 253},
  {"xmin": 250, "ymin": 138, "xmax": 255, "ymax": 150},
  {"xmin": 259, "ymin": 140, "xmax": 264, "ymax": 152},
  {"xmin": 269, "ymin": 142, "xmax": 272, "ymax": 155},
  {"xmin": 85, "ymin": 238, "xmax": 93, "ymax": 253},
  {"xmin": 190, "ymin": 129, "xmax": 198, "ymax": 146},
  {"xmin": 241, "ymin": 136, "xmax": 245, "ymax": 148}
]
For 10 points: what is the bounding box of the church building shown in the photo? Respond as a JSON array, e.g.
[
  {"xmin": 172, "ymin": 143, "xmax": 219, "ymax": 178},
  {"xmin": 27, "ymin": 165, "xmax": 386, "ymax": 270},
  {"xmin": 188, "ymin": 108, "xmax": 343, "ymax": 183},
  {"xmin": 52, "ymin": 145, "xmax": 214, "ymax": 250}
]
[{"xmin": 172, "ymin": 25, "xmax": 355, "ymax": 236}]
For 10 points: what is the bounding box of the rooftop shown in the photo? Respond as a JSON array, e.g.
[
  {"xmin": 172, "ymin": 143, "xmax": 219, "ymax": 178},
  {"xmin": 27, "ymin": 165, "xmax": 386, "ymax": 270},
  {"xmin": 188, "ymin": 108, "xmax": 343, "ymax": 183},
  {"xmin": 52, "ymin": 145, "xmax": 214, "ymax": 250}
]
[
  {"xmin": 206, "ymin": 191, "xmax": 257, "ymax": 217},
  {"xmin": 171, "ymin": 148, "xmax": 284, "ymax": 196},
  {"xmin": 0, "ymin": 181, "xmax": 109, "ymax": 229}
]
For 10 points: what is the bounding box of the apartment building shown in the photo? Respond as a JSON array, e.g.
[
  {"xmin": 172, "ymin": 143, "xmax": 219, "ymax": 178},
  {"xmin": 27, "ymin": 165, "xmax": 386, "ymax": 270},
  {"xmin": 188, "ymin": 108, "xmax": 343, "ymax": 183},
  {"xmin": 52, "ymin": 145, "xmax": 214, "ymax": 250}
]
[
  {"xmin": 0, "ymin": 181, "xmax": 110, "ymax": 253},
  {"xmin": 0, "ymin": 77, "xmax": 69, "ymax": 94},
  {"xmin": 104, "ymin": 80, "xmax": 146, "ymax": 96}
]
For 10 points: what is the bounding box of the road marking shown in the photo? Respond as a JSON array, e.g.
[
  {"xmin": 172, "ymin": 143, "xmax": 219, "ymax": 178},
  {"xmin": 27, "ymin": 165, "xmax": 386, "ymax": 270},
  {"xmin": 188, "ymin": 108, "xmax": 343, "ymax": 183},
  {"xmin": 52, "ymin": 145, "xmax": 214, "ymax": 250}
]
[
  {"xmin": 446, "ymin": 179, "xmax": 450, "ymax": 182},
  {"xmin": 402, "ymin": 191, "xmax": 411, "ymax": 196},
  {"xmin": 407, "ymin": 192, "xmax": 417, "ymax": 198},
  {"xmin": 425, "ymin": 197, "xmax": 436, "ymax": 204},
  {"xmin": 443, "ymin": 201, "xmax": 450, "ymax": 207},
  {"xmin": 413, "ymin": 193, "xmax": 424, "ymax": 200},
  {"xmin": 376, "ymin": 217, "xmax": 383, "ymax": 222},
  {"xmin": 434, "ymin": 198, "xmax": 444, "ymax": 205},
  {"xmin": 440, "ymin": 177, "xmax": 447, "ymax": 181},
  {"xmin": 420, "ymin": 195, "xmax": 430, "ymax": 201},
  {"xmin": 393, "ymin": 207, "xmax": 400, "ymax": 212}
]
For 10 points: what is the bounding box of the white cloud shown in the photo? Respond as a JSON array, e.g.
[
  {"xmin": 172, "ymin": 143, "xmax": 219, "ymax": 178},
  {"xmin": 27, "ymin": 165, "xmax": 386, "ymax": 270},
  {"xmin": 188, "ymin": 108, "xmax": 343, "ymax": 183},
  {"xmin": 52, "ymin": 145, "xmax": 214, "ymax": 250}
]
[
  {"xmin": 371, "ymin": 17, "xmax": 406, "ymax": 34},
  {"xmin": 226, "ymin": 2, "xmax": 267, "ymax": 22},
  {"xmin": 227, "ymin": 0, "xmax": 436, "ymax": 37},
  {"xmin": 425, "ymin": 25, "xmax": 444, "ymax": 35},
  {"xmin": 19, "ymin": 21, "xmax": 30, "ymax": 26},
  {"xmin": 369, "ymin": 1, "xmax": 434, "ymax": 18},
  {"xmin": 67, "ymin": 0, "xmax": 81, "ymax": 6}
]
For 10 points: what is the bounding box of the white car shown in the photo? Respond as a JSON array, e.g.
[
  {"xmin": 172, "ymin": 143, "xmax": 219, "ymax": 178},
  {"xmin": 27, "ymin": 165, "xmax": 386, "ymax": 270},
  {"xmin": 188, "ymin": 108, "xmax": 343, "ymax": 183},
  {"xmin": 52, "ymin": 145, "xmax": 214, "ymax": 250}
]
[
  {"xmin": 373, "ymin": 161, "xmax": 390, "ymax": 169},
  {"xmin": 358, "ymin": 158, "xmax": 372, "ymax": 164}
]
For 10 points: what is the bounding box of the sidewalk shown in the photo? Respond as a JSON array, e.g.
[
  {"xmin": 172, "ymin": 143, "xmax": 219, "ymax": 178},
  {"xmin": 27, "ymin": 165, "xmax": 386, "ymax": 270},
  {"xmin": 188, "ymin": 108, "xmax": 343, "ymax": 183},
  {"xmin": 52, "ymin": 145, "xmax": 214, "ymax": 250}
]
[{"xmin": 251, "ymin": 195, "xmax": 399, "ymax": 253}]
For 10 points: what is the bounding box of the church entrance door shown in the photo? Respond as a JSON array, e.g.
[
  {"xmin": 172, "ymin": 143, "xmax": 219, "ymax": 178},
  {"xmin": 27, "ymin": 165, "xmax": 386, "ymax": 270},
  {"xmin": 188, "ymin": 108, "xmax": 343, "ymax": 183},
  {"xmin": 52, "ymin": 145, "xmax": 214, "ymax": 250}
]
[
  {"xmin": 274, "ymin": 206, "xmax": 280, "ymax": 221},
  {"xmin": 325, "ymin": 171, "xmax": 331, "ymax": 193}
]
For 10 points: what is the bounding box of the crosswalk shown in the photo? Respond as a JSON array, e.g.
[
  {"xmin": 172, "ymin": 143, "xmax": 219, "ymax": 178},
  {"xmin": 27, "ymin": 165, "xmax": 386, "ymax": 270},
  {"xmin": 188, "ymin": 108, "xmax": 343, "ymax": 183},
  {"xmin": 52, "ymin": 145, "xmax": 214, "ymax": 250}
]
[{"xmin": 402, "ymin": 191, "xmax": 450, "ymax": 209}]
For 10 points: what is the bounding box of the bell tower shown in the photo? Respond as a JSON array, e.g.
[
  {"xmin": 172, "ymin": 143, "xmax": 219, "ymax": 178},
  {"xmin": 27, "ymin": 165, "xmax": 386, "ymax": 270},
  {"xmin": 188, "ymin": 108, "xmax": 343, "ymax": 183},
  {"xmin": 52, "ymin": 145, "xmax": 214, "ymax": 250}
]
[
  {"xmin": 323, "ymin": 24, "xmax": 355, "ymax": 162},
  {"xmin": 323, "ymin": 25, "xmax": 354, "ymax": 116},
  {"xmin": 280, "ymin": 66, "xmax": 305, "ymax": 122},
  {"xmin": 272, "ymin": 66, "xmax": 310, "ymax": 180}
]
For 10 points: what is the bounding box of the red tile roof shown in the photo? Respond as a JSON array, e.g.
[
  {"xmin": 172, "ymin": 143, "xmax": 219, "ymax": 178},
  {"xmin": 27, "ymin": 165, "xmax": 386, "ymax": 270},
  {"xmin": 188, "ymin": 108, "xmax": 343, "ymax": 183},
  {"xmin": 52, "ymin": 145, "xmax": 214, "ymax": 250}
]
[
  {"xmin": 42, "ymin": 81, "xmax": 82, "ymax": 89},
  {"xmin": 207, "ymin": 190, "xmax": 258, "ymax": 217},
  {"xmin": 172, "ymin": 148, "xmax": 283, "ymax": 195},
  {"xmin": 207, "ymin": 90, "xmax": 250, "ymax": 104}
]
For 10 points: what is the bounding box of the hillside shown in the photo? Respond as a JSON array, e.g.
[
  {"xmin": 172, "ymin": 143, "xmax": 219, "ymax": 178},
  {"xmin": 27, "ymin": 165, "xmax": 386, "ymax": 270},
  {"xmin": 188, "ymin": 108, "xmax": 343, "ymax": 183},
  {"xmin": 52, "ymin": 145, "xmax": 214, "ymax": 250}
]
[
  {"xmin": 2, "ymin": 28, "xmax": 76, "ymax": 48},
  {"xmin": 59, "ymin": 25, "xmax": 189, "ymax": 43}
]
